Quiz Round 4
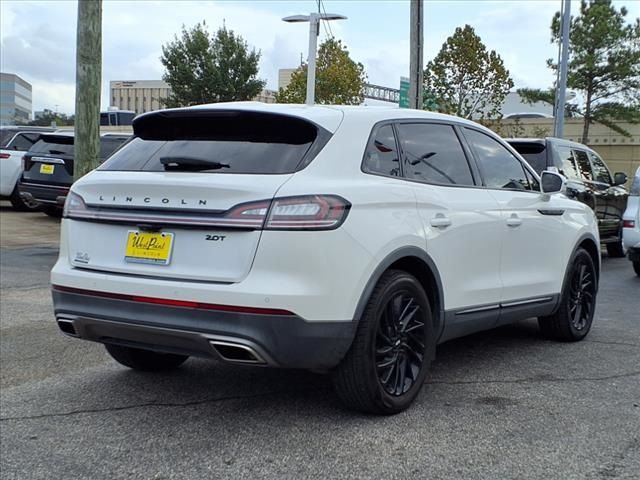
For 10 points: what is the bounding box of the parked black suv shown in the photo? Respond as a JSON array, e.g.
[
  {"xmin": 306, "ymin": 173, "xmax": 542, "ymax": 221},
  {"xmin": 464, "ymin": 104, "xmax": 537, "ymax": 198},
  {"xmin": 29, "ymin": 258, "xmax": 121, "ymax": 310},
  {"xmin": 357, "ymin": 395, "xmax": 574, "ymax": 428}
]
[
  {"xmin": 507, "ymin": 137, "xmax": 629, "ymax": 257},
  {"xmin": 19, "ymin": 132, "xmax": 130, "ymax": 216}
]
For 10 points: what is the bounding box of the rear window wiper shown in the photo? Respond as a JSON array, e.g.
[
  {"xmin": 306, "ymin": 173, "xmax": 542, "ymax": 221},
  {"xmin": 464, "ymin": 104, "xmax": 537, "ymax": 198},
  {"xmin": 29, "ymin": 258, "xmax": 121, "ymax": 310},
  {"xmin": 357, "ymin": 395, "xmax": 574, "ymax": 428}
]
[{"xmin": 160, "ymin": 156, "xmax": 231, "ymax": 171}]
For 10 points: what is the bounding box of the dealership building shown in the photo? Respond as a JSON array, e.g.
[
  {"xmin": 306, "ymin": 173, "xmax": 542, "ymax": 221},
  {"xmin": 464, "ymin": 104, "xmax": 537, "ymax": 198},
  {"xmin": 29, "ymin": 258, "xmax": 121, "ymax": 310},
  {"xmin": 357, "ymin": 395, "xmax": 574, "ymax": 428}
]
[
  {"xmin": 110, "ymin": 79, "xmax": 276, "ymax": 115},
  {"xmin": 0, "ymin": 72, "xmax": 32, "ymax": 125}
]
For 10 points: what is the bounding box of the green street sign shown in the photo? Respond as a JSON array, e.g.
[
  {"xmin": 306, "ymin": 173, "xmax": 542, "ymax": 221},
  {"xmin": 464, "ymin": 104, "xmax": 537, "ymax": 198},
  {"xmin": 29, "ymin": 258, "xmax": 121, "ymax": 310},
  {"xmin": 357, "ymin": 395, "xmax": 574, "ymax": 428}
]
[{"xmin": 399, "ymin": 76, "xmax": 410, "ymax": 109}]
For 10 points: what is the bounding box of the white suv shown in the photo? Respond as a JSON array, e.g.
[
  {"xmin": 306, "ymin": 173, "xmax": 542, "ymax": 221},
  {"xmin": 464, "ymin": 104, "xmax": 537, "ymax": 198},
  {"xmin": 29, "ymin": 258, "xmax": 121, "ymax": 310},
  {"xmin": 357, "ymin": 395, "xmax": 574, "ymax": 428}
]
[
  {"xmin": 623, "ymin": 167, "xmax": 640, "ymax": 276},
  {"xmin": 51, "ymin": 104, "xmax": 600, "ymax": 414}
]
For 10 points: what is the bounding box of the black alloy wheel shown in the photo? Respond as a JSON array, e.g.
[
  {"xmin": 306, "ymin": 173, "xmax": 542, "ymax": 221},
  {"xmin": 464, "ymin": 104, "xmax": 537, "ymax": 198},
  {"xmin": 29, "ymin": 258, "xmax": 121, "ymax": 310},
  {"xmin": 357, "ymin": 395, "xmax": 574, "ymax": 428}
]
[
  {"xmin": 567, "ymin": 257, "xmax": 596, "ymax": 332},
  {"xmin": 375, "ymin": 292, "xmax": 426, "ymax": 396},
  {"xmin": 332, "ymin": 270, "xmax": 434, "ymax": 414},
  {"xmin": 538, "ymin": 248, "xmax": 598, "ymax": 341}
]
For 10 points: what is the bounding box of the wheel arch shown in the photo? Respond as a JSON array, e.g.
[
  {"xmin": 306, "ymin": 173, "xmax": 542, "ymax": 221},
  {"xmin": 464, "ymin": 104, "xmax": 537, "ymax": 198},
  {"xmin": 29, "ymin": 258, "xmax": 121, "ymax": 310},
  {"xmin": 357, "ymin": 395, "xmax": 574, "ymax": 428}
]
[
  {"xmin": 352, "ymin": 247, "xmax": 445, "ymax": 340},
  {"xmin": 576, "ymin": 233, "xmax": 600, "ymax": 286}
]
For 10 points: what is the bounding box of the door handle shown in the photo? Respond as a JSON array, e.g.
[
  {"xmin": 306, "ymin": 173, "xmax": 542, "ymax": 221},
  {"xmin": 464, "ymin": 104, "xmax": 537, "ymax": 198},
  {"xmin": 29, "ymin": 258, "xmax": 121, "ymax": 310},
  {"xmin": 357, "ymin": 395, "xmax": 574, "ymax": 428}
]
[
  {"xmin": 430, "ymin": 214, "xmax": 452, "ymax": 228},
  {"xmin": 506, "ymin": 214, "xmax": 522, "ymax": 228}
]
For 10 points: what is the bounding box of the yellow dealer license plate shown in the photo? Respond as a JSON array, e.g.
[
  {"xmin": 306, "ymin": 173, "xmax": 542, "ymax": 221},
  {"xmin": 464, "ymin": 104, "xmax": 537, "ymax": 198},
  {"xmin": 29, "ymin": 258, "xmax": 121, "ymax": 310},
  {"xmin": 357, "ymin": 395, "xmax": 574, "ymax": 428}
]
[
  {"xmin": 125, "ymin": 231, "xmax": 174, "ymax": 265},
  {"xmin": 40, "ymin": 164, "xmax": 55, "ymax": 174}
]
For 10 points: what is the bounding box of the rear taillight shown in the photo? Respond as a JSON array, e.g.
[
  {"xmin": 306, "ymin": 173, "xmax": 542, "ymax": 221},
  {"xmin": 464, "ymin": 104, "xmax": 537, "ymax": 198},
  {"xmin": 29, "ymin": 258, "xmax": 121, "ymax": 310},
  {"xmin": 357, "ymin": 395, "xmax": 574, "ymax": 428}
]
[
  {"xmin": 64, "ymin": 192, "xmax": 351, "ymax": 231},
  {"xmin": 623, "ymin": 219, "xmax": 636, "ymax": 228},
  {"xmin": 0, "ymin": 153, "xmax": 10, "ymax": 159},
  {"xmin": 265, "ymin": 195, "xmax": 350, "ymax": 230}
]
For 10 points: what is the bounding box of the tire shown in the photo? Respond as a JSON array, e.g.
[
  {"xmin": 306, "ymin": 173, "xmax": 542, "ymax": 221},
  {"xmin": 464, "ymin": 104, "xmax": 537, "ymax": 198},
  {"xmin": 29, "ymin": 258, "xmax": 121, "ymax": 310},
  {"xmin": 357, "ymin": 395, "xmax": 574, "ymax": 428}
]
[
  {"xmin": 633, "ymin": 261, "xmax": 640, "ymax": 277},
  {"xmin": 606, "ymin": 239, "xmax": 626, "ymax": 258},
  {"xmin": 332, "ymin": 270, "xmax": 435, "ymax": 415},
  {"xmin": 538, "ymin": 248, "xmax": 597, "ymax": 342},
  {"xmin": 105, "ymin": 344, "xmax": 188, "ymax": 371},
  {"xmin": 9, "ymin": 186, "xmax": 40, "ymax": 211},
  {"xmin": 42, "ymin": 206, "xmax": 63, "ymax": 218}
]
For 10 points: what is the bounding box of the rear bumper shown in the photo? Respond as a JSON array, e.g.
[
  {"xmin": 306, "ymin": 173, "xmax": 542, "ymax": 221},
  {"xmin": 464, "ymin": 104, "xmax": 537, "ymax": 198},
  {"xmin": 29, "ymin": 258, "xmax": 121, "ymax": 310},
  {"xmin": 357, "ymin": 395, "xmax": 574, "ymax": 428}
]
[
  {"xmin": 52, "ymin": 289, "xmax": 356, "ymax": 369},
  {"xmin": 19, "ymin": 181, "xmax": 69, "ymax": 205}
]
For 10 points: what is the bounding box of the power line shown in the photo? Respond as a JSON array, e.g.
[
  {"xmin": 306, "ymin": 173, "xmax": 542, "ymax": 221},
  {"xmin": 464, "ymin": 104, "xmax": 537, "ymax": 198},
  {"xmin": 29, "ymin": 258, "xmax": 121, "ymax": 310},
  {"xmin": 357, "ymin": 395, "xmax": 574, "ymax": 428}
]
[{"xmin": 319, "ymin": 0, "xmax": 334, "ymax": 38}]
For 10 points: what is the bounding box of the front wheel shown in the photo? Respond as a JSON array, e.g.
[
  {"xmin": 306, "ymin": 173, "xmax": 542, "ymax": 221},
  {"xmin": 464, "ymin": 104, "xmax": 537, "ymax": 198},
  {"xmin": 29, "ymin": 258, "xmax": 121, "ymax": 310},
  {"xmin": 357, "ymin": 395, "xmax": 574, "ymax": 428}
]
[
  {"xmin": 332, "ymin": 270, "xmax": 434, "ymax": 415},
  {"xmin": 538, "ymin": 248, "xmax": 598, "ymax": 341},
  {"xmin": 105, "ymin": 344, "xmax": 188, "ymax": 371}
]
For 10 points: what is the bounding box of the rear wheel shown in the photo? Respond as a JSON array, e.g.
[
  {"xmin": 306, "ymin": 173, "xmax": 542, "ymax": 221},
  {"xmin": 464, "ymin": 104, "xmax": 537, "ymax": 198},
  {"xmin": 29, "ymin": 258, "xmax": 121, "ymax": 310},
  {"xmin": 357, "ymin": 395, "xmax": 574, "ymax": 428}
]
[
  {"xmin": 42, "ymin": 206, "xmax": 63, "ymax": 218},
  {"xmin": 332, "ymin": 270, "xmax": 434, "ymax": 415},
  {"xmin": 538, "ymin": 248, "xmax": 597, "ymax": 341},
  {"xmin": 105, "ymin": 344, "xmax": 188, "ymax": 371},
  {"xmin": 9, "ymin": 187, "xmax": 40, "ymax": 211},
  {"xmin": 606, "ymin": 228, "xmax": 627, "ymax": 258},
  {"xmin": 633, "ymin": 261, "xmax": 640, "ymax": 277}
]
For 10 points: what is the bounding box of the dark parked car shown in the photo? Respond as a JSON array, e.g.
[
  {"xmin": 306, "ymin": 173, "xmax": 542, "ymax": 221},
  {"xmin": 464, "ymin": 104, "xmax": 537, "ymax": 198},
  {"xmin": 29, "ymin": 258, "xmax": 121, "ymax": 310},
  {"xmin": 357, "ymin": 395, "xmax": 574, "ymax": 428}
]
[
  {"xmin": 507, "ymin": 137, "xmax": 629, "ymax": 257},
  {"xmin": 19, "ymin": 132, "xmax": 130, "ymax": 216}
]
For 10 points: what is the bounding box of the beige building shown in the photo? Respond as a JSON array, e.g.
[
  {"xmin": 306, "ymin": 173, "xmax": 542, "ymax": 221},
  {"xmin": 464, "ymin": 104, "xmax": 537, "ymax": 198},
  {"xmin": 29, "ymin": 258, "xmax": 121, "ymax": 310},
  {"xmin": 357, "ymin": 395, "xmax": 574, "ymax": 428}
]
[
  {"xmin": 110, "ymin": 80, "xmax": 278, "ymax": 113},
  {"xmin": 498, "ymin": 118, "xmax": 640, "ymax": 182},
  {"xmin": 278, "ymin": 68, "xmax": 297, "ymax": 90},
  {"xmin": 110, "ymin": 80, "xmax": 170, "ymax": 115}
]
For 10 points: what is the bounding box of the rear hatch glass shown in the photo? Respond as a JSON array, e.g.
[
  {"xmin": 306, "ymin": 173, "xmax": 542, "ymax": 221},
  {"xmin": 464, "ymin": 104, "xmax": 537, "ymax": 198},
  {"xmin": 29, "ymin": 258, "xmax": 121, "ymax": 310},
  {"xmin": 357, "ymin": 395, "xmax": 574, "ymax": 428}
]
[
  {"xmin": 507, "ymin": 141, "xmax": 547, "ymax": 174},
  {"xmin": 100, "ymin": 110, "xmax": 327, "ymax": 174}
]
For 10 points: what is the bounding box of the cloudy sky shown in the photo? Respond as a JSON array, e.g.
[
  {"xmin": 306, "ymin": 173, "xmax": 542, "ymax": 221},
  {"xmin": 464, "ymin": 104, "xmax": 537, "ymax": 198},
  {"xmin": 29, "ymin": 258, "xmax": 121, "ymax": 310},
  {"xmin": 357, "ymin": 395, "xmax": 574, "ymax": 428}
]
[{"xmin": 1, "ymin": 0, "xmax": 638, "ymax": 115}]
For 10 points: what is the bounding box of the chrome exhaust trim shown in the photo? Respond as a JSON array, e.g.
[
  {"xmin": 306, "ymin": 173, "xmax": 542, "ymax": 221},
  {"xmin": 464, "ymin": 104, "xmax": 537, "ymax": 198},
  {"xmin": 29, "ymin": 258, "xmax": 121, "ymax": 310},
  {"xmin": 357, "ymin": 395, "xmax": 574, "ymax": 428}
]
[{"xmin": 209, "ymin": 340, "xmax": 267, "ymax": 365}]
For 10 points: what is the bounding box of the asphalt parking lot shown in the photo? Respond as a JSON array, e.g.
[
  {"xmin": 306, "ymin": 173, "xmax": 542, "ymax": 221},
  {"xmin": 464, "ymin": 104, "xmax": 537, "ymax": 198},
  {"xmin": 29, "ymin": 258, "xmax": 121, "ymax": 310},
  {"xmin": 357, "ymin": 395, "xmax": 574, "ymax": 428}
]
[{"xmin": 0, "ymin": 201, "xmax": 638, "ymax": 480}]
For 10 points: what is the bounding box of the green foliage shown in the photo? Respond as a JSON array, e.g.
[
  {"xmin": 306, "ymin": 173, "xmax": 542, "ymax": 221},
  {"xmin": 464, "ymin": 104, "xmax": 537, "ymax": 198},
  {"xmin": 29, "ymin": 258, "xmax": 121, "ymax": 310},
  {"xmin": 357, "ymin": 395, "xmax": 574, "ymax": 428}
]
[
  {"xmin": 28, "ymin": 109, "xmax": 74, "ymax": 127},
  {"xmin": 519, "ymin": 0, "xmax": 640, "ymax": 142},
  {"xmin": 424, "ymin": 25, "xmax": 514, "ymax": 119},
  {"xmin": 276, "ymin": 38, "xmax": 366, "ymax": 105},
  {"xmin": 161, "ymin": 22, "xmax": 266, "ymax": 107}
]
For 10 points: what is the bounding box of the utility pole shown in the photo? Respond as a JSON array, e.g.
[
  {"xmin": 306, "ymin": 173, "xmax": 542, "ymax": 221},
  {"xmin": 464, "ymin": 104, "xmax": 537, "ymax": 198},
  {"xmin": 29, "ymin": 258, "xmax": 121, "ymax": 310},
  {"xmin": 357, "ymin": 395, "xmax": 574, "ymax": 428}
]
[
  {"xmin": 554, "ymin": 0, "xmax": 571, "ymax": 138},
  {"xmin": 409, "ymin": 0, "xmax": 424, "ymax": 110},
  {"xmin": 74, "ymin": 0, "xmax": 102, "ymax": 180}
]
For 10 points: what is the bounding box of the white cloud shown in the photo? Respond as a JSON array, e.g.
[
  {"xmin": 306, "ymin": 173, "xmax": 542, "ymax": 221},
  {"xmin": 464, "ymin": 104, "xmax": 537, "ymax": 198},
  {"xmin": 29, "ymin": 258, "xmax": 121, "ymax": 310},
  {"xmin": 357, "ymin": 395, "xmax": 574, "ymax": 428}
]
[{"xmin": 1, "ymin": 0, "xmax": 638, "ymax": 115}]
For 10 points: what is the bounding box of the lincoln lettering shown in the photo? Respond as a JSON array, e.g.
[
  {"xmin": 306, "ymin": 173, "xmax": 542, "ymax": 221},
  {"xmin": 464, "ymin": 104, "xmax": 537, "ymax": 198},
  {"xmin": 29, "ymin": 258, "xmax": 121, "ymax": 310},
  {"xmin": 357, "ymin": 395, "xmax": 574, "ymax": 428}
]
[{"xmin": 98, "ymin": 195, "xmax": 207, "ymax": 206}]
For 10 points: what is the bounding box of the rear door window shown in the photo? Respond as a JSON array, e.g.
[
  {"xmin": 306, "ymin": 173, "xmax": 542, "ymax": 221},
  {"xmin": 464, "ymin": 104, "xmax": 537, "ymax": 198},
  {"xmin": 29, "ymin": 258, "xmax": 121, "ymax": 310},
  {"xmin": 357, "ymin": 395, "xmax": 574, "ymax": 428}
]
[
  {"xmin": 100, "ymin": 112, "xmax": 324, "ymax": 174},
  {"xmin": 464, "ymin": 128, "xmax": 533, "ymax": 191},
  {"xmin": 555, "ymin": 146, "xmax": 579, "ymax": 180},
  {"xmin": 588, "ymin": 151, "xmax": 612, "ymax": 185},
  {"xmin": 573, "ymin": 150, "xmax": 593, "ymax": 181},
  {"xmin": 397, "ymin": 123, "xmax": 475, "ymax": 186},
  {"xmin": 362, "ymin": 124, "xmax": 401, "ymax": 177}
]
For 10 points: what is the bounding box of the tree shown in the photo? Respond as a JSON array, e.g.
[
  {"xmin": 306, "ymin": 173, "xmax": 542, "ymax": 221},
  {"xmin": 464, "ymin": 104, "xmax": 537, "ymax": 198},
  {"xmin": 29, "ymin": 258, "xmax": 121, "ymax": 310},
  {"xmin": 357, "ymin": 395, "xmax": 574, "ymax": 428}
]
[
  {"xmin": 161, "ymin": 22, "xmax": 265, "ymax": 107},
  {"xmin": 28, "ymin": 109, "xmax": 74, "ymax": 127},
  {"xmin": 276, "ymin": 38, "xmax": 366, "ymax": 105},
  {"xmin": 519, "ymin": 0, "xmax": 640, "ymax": 143},
  {"xmin": 424, "ymin": 25, "xmax": 514, "ymax": 120}
]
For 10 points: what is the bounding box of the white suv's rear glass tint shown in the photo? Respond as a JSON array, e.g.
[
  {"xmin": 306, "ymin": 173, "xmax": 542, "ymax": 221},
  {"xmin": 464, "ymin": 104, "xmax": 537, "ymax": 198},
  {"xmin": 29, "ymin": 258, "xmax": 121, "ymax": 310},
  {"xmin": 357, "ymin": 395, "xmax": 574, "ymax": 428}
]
[{"xmin": 100, "ymin": 111, "xmax": 326, "ymax": 175}]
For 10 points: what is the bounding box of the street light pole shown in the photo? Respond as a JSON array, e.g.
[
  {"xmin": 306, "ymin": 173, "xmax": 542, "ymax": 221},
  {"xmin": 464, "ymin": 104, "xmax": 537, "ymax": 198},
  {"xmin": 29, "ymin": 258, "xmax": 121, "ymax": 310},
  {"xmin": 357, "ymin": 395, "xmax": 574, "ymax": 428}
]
[
  {"xmin": 554, "ymin": 0, "xmax": 571, "ymax": 138},
  {"xmin": 306, "ymin": 13, "xmax": 320, "ymax": 106},
  {"xmin": 409, "ymin": 0, "xmax": 424, "ymax": 110},
  {"xmin": 283, "ymin": 12, "xmax": 347, "ymax": 106}
]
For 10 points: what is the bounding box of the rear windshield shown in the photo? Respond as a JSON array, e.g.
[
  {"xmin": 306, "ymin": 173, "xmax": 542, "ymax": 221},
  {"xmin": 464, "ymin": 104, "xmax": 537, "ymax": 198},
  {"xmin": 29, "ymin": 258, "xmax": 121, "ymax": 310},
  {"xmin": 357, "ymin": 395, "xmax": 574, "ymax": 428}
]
[
  {"xmin": 508, "ymin": 142, "xmax": 547, "ymax": 174},
  {"xmin": 28, "ymin": 136, "xmax": 129, "ymax": 160},
  {"xmin": 0, "ymin": 129, "xmax": 18, "ymax": 148},
  {"xmin": 30, "ymin": 136, "xmax": 75, "ymax": 156},
  {"xmin": 99, "ymin": 111, "xmax": 326, "ymax": 174}
]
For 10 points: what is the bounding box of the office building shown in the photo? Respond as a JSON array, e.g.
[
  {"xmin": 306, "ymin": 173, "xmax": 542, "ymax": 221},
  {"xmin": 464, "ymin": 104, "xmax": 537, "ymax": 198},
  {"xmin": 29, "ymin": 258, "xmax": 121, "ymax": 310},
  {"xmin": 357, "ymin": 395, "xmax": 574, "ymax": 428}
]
[{"xmin": 0, "ymin": 72, "xmax": 32, "ymax": 125}]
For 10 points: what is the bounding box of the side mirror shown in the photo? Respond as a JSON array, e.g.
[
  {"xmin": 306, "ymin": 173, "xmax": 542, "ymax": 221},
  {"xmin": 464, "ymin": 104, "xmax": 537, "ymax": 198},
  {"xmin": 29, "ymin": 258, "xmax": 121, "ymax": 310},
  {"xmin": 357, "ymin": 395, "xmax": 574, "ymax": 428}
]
[
  {"xmin": 541, "ymin": 171, "xmax": 566, "ymax": 194},
  {"xmin": 613, "ymin": 172, "xmax": 628, "ymax": 186}
]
